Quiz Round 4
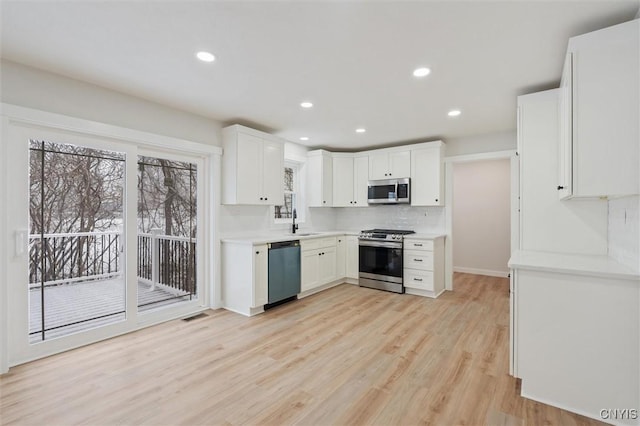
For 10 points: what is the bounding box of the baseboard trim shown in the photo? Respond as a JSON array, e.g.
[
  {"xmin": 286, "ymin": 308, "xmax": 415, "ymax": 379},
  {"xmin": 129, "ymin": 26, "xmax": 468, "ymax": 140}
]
[
  {"xmin": 453, "ymin": 267, "xmax": 509, "ymax": 278},
  {"xmin": 519, "ymin": 390, "xmax": 625, "ymax": 426}
]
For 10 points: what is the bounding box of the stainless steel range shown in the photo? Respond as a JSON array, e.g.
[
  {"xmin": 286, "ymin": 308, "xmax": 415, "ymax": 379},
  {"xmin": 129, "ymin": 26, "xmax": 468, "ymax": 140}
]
[{"xmin": 358, "ymin": 229, "xmax": 415, "ymax": 293}]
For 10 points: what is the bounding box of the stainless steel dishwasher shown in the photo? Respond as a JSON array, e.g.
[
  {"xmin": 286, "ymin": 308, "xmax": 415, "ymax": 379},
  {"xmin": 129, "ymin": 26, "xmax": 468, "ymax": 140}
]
[{"xmin": 266, "ymin": 240, "xmax": 301, "ymax": 308}]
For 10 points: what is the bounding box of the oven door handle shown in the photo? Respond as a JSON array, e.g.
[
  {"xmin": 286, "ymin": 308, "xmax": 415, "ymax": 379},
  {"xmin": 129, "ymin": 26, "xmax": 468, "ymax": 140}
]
[{"xmin": 359, "ymin": 240, "xmax": 402, "ymax": 249}]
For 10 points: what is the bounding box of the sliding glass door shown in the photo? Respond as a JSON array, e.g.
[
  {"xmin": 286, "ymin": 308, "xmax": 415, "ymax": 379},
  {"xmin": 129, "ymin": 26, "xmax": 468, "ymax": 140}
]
[
  {"xmin": 5, "ymin": 121, "xmax": 206, "ymax": 364},
  {"xmin": 28, "ymin": 140, "xmax": 126, "ymax": 342},
  {"xmin": 137, "ymin": 155, "xmax": 198, "ymax": 311}
]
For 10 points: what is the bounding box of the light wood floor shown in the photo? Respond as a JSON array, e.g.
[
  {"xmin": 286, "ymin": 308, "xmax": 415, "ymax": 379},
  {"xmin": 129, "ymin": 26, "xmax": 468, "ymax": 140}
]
[{"xmin": 0, "ymin": 273, "xmax": 603, "ymax": 426}]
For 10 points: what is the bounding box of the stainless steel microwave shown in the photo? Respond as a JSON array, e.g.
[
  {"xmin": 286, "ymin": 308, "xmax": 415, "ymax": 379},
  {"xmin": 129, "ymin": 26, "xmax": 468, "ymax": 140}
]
[{"xmin": 367, "ymin": 178, "xmax": 410, "ymax": 204}]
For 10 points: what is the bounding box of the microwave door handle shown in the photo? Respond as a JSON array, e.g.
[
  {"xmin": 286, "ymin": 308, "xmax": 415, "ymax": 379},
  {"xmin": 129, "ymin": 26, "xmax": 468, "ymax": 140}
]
[{"xmin": 395, "ymin": 181, "xmax": 399, "ymax": 201}]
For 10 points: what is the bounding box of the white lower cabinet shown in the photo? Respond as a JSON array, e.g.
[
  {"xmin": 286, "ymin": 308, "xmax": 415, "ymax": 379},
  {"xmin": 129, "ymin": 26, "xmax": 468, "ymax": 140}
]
[
  {"xmin": 510, "ymin": 262, "xmax": 639, "ymax": 423},
  {"xmin": 301, "ymin": 237, "xmax": 337, "ymax": 293},
  {"xmin": 335, "ymin": 237, "xmax": 346, "ymax": 279},
  {"xmin": 346, "ymin": 235, "xmax": 359, "ymax": 280},
  {"xmin": 221, "ymin": 242, "xmax": 268, "ymax": 316},
  {"xmin": 403, "ymin": 236, "xmax": 445, "ymax": 298}
]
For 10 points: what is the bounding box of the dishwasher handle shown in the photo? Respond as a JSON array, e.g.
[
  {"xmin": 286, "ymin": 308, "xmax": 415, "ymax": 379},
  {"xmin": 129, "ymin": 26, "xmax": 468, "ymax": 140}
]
[{"xmin": 268, "ymin": 240, "xmax": 300, "ymax": 250}]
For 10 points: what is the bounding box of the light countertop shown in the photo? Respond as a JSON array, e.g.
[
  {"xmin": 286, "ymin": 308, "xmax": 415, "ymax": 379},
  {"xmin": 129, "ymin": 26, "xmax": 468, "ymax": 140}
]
[
  {"xmin": 221, "ymin": 230, "xmax": 359, "ymax": 245},
  {"xmin": 509, "ymin": 250, "xmax": 640, "ymax": 281}
]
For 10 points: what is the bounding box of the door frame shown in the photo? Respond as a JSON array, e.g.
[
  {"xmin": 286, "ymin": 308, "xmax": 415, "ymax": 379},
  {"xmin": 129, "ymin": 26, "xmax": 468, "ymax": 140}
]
[
  {"xmin": 443, "ymin": 149, "xmax": 518, "ymax": 291},
  {"xmin": 1, "ymin": 103, "xmax": 221, "ymax": 371}
]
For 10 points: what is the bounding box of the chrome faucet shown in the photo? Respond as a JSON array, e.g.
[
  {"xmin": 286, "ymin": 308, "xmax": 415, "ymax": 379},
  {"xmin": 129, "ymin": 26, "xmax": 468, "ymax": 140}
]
[{"xmin": 292, "ymin": 208, "xmax": 299, "ymax": 234}]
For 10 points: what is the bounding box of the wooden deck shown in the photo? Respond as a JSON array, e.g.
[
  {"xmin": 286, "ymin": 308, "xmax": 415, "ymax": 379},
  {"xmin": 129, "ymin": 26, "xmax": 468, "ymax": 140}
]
[{"xmin": 29, "ymin": 277, "xmax": 192, "ymax": 342}]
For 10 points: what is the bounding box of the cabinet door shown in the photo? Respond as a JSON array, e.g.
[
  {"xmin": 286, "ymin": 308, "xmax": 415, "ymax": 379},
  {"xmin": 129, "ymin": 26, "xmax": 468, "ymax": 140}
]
[
  {"xmin": 301, "ymin": 249, "xmax": 320, "ymax": 292},
  {"xmin": 332, "ymin": 157, "xmax": 354, "ymax": 207},
  {"xmin": 353, "ymin": 156, "xmax": 369, "ymax": 207},
  {"xmin": 236, "ymin": 133, "xmax": 263, "ymax": 204},
  {"xmin": 262, "ymin": 139, "xmax": 284, "ymax": 205},
  {"xmin": 319, "ymin": 246, "xmax": 337, "ymax": 285},
  {"xmin": 558, "ymin": 53, "xmax": 573, "ymax": 200},
  {"xmin": 346, "ymin": 236, "xmax": 359, "ymax": 279},
  {"xmin": 253, "ymin": 244, "xmax": 268, "ymax": 307},
  {"xmin": 321, "ymin": 155, "xmax": 333, "ymax": 206},
  {"xmin": 389, "ymin": 150, "xmax": 411, "ymax": 178},
  {"xmin": 369, "ymin": 152, "xmax": 389, "ymax": 180},
  {"xmin": 411, "ymin": 147, "xmax": 442, "ymax": 206},
  {"xmin": 335, "ymin": 237, "xmax": 346, "ymax": 279}
]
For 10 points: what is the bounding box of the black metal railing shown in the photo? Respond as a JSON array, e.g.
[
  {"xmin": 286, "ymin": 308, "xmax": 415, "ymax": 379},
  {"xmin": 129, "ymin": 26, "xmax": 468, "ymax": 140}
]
[
  {"xmin": 30, "ymin": 231, "xmax": 195, "ymax": 294},
  {"xmin": 29, "ymin": 232, "xmax": 121, "ymax": 286}
]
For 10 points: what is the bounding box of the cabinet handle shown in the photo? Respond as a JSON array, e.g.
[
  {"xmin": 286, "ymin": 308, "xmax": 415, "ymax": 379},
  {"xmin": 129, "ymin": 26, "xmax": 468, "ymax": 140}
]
[
  {"xmin": 260, "ymin": 197, "xmax": 264, "ymax": 200},
  {"xmin": 265, "ymin": 197, "xmax": 268, "ymax": 201},
  {"xmin": 414, "ymin": 243, "xmax": 423, "ymax": 247},
  {"xmin": 413, "ymin": 278, "xmax": 423, "ymax": 282},
  {"xmin": 354, "ymin": 201, "xmax": 357, "ymax": 204},
  {"xmin": 323, "ymin": 200, "xmax": 326, "ymax": 204},
  {"xmin": 557, "ymin": 186, "xmax": 565, "ymax": 190},
  {"xmin": 256, "ymin": 251, "xmax": 260, "ymax": 254},
  {"xmin": 414, "ymin": 258, "xmax": 423, "ymax": 262},
  {"xmin": 338, "ymin": 240, "xmax": 342, "ymax": 242},
  {"xmin": 350, "ymin": 201, "xmax": 353, "ymax": 204},
  {"xmin": 384, "ymin": 173, "xmax": 388, "ymax": 176},
  {"xmin": 389, "ymin": 173, "xmax": 392, "ymax": 176},
  {"xmin": 435, "ymin": 199, "xmax": 438, "ymax": 202}
]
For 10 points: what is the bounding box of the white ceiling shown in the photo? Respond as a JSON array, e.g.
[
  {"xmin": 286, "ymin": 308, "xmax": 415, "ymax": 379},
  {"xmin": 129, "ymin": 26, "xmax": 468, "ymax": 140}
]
[{"xmin": 1, "ymin": 1, "xmax": 638, "ymax": 150}]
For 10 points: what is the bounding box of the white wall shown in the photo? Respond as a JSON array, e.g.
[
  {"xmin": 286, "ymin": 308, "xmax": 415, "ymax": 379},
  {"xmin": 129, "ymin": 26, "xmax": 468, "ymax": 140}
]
[
  {"xmin": 452, "ymin": 158, "xmax": 511, "ymax": 277},
  {"xmin": 445, "ymin": 130, "xmax": 516, "ymax": 157},
  {"xmin": 608, "ymin": 196, "xmax": 640, "ymax": 271},
  {"xmin": 0, "ymin": 59, "xmax": 223, "ymax": 147}
]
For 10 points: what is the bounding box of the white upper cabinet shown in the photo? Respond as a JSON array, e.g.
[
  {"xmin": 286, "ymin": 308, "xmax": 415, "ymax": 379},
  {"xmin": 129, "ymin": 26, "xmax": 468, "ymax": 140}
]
[
  {"xmin": 307, "ymin": 150, "xmax": 333, "ymax": 207},
  {"xmin": 353, "ymin": 156, "xmax": 369, "ymax": 205},
  {"xmin": 332, "ymin": 155, "xmax": 369, "ymax": 207},
  {"xmin": 222, "ymin": 125, "xmax": 284, "ymax": 205},
  {"xmin": 558, "ymin": 53, "xmax": 573, "ymax": 200},
  {"xmin": 558, "ymin": 19, "xmax": 639, "ymax": 199},
  {"xmin": 369, "ymin": 149, "xmax": 411, "ymax": 180},
  {"xmin": 410, "ymin": 141, "xmax": 444, "ymax": 206}
]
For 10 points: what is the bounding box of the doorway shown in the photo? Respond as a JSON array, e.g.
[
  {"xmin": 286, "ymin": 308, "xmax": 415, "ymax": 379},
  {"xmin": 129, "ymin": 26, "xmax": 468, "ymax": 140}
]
[
  {"xmin": 443, "ymin": 151, "xmax": 518, "ymax": 290},
  {"xmin": 452, "ymin": 158, "xmax": 511, "ymax": 278}
]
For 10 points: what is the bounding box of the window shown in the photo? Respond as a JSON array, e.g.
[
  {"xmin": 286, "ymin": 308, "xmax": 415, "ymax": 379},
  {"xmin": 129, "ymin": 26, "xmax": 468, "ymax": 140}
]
[{"xmin": 274, "ymin": 162, "xmax": 298, "ymax": 221}]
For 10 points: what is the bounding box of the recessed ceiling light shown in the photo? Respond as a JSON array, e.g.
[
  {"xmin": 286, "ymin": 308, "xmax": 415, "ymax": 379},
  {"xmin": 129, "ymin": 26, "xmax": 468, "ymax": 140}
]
[
  {"xmin": 413, "ymin": 67, "xmax": 431, "ymax": 77},
  {"xmin": 300, "ymin": 102, "xmax": 313, "ymax": 108},
  {"xmin": 448, "ymin": 109, "xmax": 461, "ymax": 117},
  {"xmin": 300, "ymin": 137, "xmax": 309, "ymax": 141},
  {"xmin": 196, "ymin": 51, "xmax": 215, "ymax": 62},
  {"xmin": 356, "ymin": 128, "xmax": 366, "ymax": 133}
]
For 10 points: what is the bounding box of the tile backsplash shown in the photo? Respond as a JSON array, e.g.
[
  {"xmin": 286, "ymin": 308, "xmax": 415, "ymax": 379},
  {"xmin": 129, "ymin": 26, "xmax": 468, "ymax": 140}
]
[
  {"xmin": 219, "ymin": 204, "xmax": 445, "ymax": 237},
  {"xmin": 219, "ymin": 205, "xmax": 337, "ymax": 238},
  {"xmin": 334, "ymin": 205, "xmax": 446, "ymax": 233},
  {"xmin": 608, "ymin": 195, "xmax": 640, "ymax": 271}
]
